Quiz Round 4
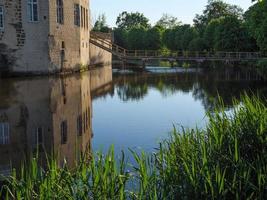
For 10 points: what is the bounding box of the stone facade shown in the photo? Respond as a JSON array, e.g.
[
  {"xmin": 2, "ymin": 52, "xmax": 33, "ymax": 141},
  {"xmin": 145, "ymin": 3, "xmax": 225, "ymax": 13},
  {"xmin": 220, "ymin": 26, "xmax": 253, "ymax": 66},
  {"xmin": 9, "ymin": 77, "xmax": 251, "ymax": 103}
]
[{"xmin": 0, "ymin": 0, "xmax": 90, "ymax": 74}]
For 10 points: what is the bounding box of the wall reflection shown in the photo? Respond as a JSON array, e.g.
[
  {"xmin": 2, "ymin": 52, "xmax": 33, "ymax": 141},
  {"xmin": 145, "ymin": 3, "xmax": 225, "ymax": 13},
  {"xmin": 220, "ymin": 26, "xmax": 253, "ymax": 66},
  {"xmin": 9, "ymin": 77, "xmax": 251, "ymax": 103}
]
[{"xmin": 0, "ymin": 72, "xmax": 94, "ymax": 176}]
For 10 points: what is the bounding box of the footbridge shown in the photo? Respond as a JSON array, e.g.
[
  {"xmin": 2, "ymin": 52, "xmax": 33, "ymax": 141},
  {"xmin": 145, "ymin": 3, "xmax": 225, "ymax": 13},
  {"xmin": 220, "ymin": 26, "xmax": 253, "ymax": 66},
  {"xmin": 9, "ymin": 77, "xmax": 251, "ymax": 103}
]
[{"xmin": 89, "ymin": 31, "xmax": 265, "ymax": 67}]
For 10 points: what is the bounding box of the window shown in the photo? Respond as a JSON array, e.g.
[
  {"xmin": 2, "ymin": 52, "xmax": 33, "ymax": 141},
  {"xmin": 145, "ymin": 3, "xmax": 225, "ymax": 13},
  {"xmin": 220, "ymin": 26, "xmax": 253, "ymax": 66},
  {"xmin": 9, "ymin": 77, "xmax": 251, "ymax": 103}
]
[
  {"xmin": 0, "ymin": 123, "xmax": 9, "ymax": 145},
  {"xmin": 27, "ymin": 0, "xmax": 38, "ymax": 22},
  {"xmin": 74, "ymin": 4, "xmax": 80, "ymax": 26},
  {"xmin": 61, "ymin": 121, "xmax": 68, "ymax": 144},
  {"xmin": 87, "ymin": 107, "xmax": 90, "ymax": 127},
  {"xmin": 36, "ymin": 127, "xmax": 43, "ymax": 146},
  {"xmin": 0, "ymin": 6, "xmax": 4, "ymax": 30},
  {"xmin": 56, "ymin": 0, "xmax": 64, "ymax": 24},
  {"xmin": 83, "ymin": 112, "xmax": 86, "ymax": 133},
  {"xmin": 83, "ymin": 7, "xmax": 86, "ymax": 28},
  {"xmin": 86, "ymin": 9, "xmax": 88, "ymax": 29},
  {"xmin": 0, "ymin": 164, "xmax": 11, "ymax": 177},
  {"xmin": 77, "ymin": 115, "xmax": 82, "ymax": 136},
  {"xmin": 80, "ymin": 6, "xmax": 83, "ymax": 28},
  {"xmin": 85, "ymin": 109, "xmax": 88, "ymax": 129}
]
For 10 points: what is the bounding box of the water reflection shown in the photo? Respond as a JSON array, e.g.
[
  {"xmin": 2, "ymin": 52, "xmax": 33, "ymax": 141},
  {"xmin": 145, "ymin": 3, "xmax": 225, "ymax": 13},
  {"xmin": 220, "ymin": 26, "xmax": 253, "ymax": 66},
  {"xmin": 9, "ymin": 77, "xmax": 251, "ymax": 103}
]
[
  {"xmin": 103, "ymin": 67, "xmax": 266, "ymax": 111},
  {"xmin": 0, "ymin": 73, "xmax": 93, "ymax": 176},
  {"xmin": 92, "ymin": 66, "xmax": 266, "ymax": 153},
  {"xmin": 0, "ymin": 66, "xmax": 266, "ymax": 176}
]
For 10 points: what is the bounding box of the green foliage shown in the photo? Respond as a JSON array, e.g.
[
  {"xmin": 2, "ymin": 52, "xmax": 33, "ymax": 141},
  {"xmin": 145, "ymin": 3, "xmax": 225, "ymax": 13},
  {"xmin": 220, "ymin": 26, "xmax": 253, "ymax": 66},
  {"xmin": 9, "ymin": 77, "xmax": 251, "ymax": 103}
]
[
  {"xmin": 1, "ymin": 96, "xmax": 267, "ymax": 199},
  {"xmin": 204, "ymin": 18, "xmax": 222, "ymax": 50},
  {"xmin": 157, "ymin": 95, "xmax": 267, "ymax": 199},
  {"xmin": 188, "ymin": 38, "xmax": 207, "ymax": 51},
  {"xmin": 113, "ymin": 28, "xmax": 129, "ymax": 48},
  {"xmin": 127, "ymin": 27, "xmax": 147, "ymax": 50},
  {"xmin": 116, "ymin": 11, "xmax": 150, "ymax": 30},
  {"xmin": 213, "ymin": 16, "xmax": 246, "ymax": 51},
  {"xmin": 245, "ymin": 0, "xmax": 267, "ymax": 52},
  {"xmin": 112, "ymin": 1, "xmax": 266, "ymax": 53},
  {"xmin": 156, "ymin": 14, "xmax": 181, "ymax": 29},
  {"xmin": 144, "ymin": 26, "xmax": 162, "ymax": 50},
  {"xmin": 92, "ymin": 14, "xmax": 111, "ymax": 33},
  {"xmin": 194, "ymin": 0, "xmax": 243, "ymax": 34}
]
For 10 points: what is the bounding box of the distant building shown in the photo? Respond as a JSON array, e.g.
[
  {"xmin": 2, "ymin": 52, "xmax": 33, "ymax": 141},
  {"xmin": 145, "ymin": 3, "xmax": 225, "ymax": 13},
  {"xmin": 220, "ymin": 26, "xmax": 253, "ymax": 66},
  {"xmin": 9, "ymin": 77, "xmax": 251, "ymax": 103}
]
[{"xmin": 0, "ymin": 0, "xmax": 91, "ymax": 74}]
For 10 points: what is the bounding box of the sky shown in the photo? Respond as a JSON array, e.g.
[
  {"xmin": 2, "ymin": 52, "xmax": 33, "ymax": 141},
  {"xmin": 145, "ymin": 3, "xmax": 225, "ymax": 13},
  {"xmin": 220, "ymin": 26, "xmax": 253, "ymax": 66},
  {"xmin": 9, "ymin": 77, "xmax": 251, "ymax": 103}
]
[{"xmin": 91, "ymin": 0, "xmax": 253, "ymax": 27}]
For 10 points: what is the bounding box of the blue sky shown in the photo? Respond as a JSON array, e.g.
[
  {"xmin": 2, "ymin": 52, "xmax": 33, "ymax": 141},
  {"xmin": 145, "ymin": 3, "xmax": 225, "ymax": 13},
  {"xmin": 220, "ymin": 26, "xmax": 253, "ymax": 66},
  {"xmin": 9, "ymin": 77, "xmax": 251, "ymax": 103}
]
[{"xmin": 91, "ymin": 0, "xmax": 253, "ymax": 27}]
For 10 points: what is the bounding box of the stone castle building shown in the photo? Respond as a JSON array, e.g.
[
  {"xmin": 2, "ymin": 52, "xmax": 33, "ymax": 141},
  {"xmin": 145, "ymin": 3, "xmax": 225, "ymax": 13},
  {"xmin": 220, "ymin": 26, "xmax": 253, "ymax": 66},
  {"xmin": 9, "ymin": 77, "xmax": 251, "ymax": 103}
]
[{"xmin": 0, "ymin": 0, "xmax": 105, "ymax": 75}]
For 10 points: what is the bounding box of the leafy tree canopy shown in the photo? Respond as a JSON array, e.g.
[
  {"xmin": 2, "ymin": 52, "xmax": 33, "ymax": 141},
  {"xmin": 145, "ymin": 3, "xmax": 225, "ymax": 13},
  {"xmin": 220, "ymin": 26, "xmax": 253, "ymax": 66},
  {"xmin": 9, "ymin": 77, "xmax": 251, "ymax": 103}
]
[
  {"xmin": 116, "ymin": 11, "xmax": 150, "ymax": 30},
  {"xmin": 156, "ymin": 14, "xmax": 182, "ymax": 29},
  {"xmin": 93, "ymin": 14, "xmax": 111, "ymax": 33},
  {"xmin": 194, "ymin": 0, "xmax": 243, "ymax": 32}
]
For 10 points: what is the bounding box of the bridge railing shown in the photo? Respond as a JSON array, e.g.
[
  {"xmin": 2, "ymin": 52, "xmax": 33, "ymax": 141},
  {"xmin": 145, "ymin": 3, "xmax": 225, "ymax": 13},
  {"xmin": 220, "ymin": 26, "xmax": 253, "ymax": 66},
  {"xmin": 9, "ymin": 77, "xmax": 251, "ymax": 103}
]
[
  {"xmin": 124, "ymin": 50, "xmax": 262, "ymax": 60},
  {"xmin": 90, "ymin": 32, "xmax": 263, "ymax": 60}
]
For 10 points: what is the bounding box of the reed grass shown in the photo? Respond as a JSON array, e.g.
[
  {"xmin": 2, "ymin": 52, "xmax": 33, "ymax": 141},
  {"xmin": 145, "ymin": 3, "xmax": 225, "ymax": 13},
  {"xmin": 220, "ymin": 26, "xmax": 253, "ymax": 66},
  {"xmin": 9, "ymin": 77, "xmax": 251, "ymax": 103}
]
[{"xmin": 1, "ymin": 95, "xmax": 266, "ymax": 199}]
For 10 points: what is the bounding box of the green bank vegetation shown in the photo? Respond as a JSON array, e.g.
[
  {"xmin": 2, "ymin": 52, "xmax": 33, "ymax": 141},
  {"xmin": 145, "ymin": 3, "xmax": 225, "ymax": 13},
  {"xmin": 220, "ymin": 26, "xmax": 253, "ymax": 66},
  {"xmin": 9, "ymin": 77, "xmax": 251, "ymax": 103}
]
[
  {"xmin": 1, "ymin": 95, "xmax": 266, "ymax": 199},
  {"xmin": 94, "ymin": 0, "xmax": 267, "ymax": 66}
]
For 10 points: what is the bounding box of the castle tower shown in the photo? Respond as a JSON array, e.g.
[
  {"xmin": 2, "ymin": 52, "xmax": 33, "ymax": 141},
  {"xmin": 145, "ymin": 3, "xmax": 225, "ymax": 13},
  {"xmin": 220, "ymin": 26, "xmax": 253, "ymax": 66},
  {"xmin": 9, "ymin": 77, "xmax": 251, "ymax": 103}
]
[{"xmin": 0, "ymin": 0, "xmax": 90, "ymax": 74}]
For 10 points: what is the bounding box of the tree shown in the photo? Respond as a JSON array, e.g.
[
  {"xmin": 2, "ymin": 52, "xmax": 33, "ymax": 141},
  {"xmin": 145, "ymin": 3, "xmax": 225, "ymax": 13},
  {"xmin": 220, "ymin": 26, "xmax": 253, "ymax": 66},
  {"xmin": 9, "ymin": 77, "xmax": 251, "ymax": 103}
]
[
  {"xmin": 212, "ymin": 16, "xmax": 255, "ymax": 51},
  {"xmin": 245, "ymin": 0, "xmax": 267, "ymax": 52},
  {"xmin": 144, "ymin": 26, "xmax": 163, "ymax": 50},
  {"xmin": 180, "ymin": 26, "xmax": 199, "ymax": 50},
  {"xmin": 113, "ymin": 28, "xmax": 129, "ymax": 48},
  {"xmin": 188, "ymin": 38, "xmax": 207, "ymax": 51},
  {"xmin": 127, "ymin": 27, "xmax": 147, "ymax": 50},
  {"xmin": 204, "ymin": 18, "xmax": 223, "ymax": 50},
  {"xmin": 162, "ymin": 29, "xmax": 177, "ymax": 50},
  {"xmin": 93, "ymin": 14, "xmax": 111, "ymax": 33},
  {"xmin": 116, "ymin": 12, "xmax": 150, "ymax": 30},
  {"xmin": 156, "ymin": 14, "xmax": 181, "ymax": 29},
  {"xmin": 194, "ymin": 0, "xmax": 243, "ymax": 34}
]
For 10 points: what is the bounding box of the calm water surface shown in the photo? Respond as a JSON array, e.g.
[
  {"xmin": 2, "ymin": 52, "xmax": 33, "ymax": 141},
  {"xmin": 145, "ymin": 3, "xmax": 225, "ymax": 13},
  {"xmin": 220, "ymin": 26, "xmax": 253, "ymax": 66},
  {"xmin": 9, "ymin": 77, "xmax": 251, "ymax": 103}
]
[
  {"xmin": 92, "ymin": 67, "xmax": 267, "ymax": 153},
  {"xmin": 0, "ymin": 66, "xmax": 266, "ymax": 174}
]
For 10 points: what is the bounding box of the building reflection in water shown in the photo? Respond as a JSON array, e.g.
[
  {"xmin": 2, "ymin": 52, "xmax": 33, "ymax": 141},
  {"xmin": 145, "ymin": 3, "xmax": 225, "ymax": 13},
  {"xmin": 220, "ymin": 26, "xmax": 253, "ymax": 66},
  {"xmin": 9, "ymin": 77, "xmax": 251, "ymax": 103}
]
[{"xmin": 0, "ymin": 72, "xmax": 94, "ymax": 176}]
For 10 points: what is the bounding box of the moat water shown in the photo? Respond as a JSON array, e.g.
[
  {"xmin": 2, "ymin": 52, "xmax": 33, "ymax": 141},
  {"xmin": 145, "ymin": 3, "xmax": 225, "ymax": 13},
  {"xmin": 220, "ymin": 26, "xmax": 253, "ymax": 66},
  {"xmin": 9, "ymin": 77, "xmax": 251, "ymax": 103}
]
[{"xmin": 0, "ymin": 66, "xmax": 266, "ymax": 174}]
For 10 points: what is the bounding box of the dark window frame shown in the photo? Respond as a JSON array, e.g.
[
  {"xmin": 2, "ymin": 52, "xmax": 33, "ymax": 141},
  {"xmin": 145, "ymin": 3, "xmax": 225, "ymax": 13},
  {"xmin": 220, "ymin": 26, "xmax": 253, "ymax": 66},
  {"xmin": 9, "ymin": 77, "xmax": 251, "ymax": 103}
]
[
  {"xmin": 36, "ymin": 127, "xmax": 44, "ymax": 146},
  {"xmin": 0, "ymin": 6, "xmax": 4, "ymax": 30},
  {"xmin": 74, "ymin": 4, "xmax": 80, "ymax": 26},
  {"xmin": 61, "ymin": 120, "xmax": 68, "ymax": 144},
  {"xmin": 0, "ymin": 123, "xmax": 10, "ymax": 145},
  {"xmin": 77, "ymin": 115, "xmax": 82, "ymax": 136},
  {"xmin": 56, "ymin": 0, "xmax": 64, "ymax": 24},
  {"xmin": 27, "ymin": 0, "xmax": 39, "ymax": 22}
]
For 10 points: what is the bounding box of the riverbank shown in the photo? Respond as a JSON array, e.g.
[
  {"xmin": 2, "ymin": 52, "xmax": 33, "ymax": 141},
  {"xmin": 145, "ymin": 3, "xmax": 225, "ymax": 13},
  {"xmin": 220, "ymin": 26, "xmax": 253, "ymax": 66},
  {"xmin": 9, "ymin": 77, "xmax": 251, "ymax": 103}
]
[{"xmin": 1, "ymin": 95, "xmax": 266, "ymax": 199}]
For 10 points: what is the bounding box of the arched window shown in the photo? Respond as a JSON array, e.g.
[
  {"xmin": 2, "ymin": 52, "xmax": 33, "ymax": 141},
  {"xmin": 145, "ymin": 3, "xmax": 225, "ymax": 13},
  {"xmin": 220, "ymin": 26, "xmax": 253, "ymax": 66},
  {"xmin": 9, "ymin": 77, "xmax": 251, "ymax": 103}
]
[{"xmin": 56, "ymin": 0, "xmax": 64, "ymax": 24}]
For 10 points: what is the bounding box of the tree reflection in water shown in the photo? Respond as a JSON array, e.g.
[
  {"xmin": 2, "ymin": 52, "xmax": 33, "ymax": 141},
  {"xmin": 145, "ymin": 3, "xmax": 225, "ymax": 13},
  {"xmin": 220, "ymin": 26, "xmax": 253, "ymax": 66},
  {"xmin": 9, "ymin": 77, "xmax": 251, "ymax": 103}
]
[{"xmin": 109, "ymin": 67, "xmax": 267, "ymax": 112}]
